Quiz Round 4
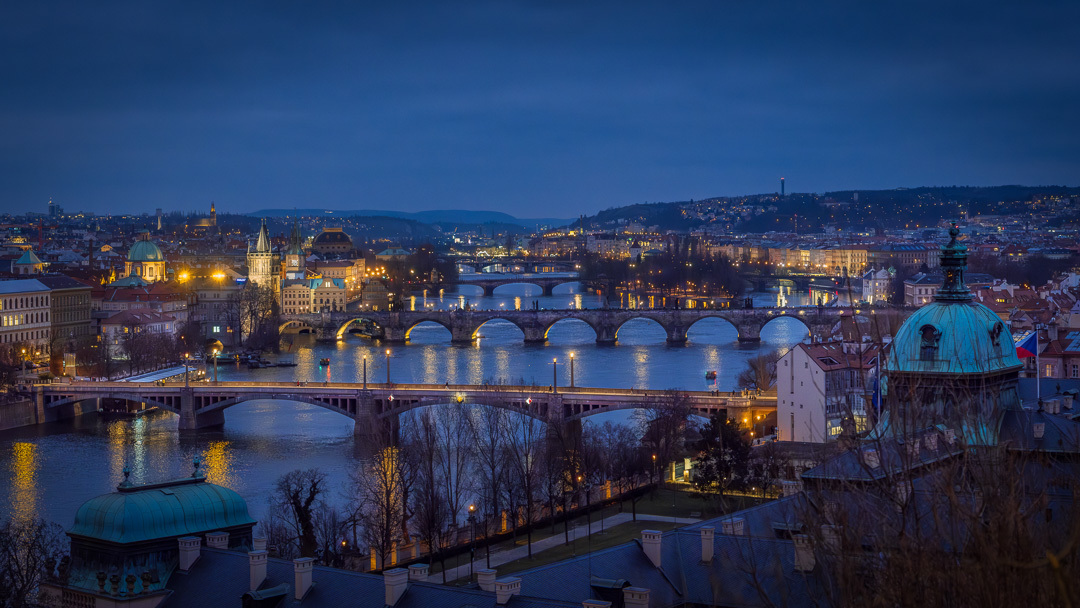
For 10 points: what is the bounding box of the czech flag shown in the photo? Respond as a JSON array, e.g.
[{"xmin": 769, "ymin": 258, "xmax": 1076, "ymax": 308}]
[{"xmin": 1015, "ymin": 331, "xmax": 1038, "ymax": 358}]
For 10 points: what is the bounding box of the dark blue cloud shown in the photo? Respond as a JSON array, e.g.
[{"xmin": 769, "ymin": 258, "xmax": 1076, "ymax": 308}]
[{"xmin": 1, "ymin": 1, "xmax": 1078, "ymax": 216}]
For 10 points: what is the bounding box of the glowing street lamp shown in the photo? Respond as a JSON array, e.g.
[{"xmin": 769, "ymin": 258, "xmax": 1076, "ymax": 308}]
[
  {"xmin": 569, "ymin": 353, "xmax": 575, "ymax": 388},
  {"xmin": 552, "ymin": 358, "xmax": 558, "ymax": 394},
  {"xmin": 385, "ymin": 349, "xmax": 391, "ymax": 384}
]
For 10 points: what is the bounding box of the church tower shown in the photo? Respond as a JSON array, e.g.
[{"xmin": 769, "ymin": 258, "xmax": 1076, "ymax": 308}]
[
  {"xmin": 210, "ymin": 201, "xmax": 217, "ymax": 227},
  {"xmin": 247, "ymin": 219, "xmax": 274, "ymax": 288},
  {"xmin": 284, "ymin": 221, "xmax": 305, "ymax": 280}
]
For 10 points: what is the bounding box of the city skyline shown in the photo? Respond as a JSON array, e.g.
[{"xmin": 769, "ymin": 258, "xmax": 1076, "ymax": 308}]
[{"xmin": 3, "ymin": 1, "xmax": 1080, "ymax": 216}]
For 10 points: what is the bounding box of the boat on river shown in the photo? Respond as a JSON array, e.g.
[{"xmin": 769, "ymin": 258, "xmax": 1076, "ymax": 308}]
[
  {"xmin": 705, "ymin": 370, "xmax": 717, "ymax": 380},
  {"xmin": 277, "ymin": 361, "xmax": 297, "ymax": 367},
  {"xmin": 319, "ymin": 358, "xmax": 331, "ymax": 366}
]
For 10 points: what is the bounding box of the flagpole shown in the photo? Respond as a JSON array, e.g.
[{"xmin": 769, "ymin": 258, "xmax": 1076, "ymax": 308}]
[{"xmin": 1036, "ymin": 325, "xmax": 1041, "ymax": 403}]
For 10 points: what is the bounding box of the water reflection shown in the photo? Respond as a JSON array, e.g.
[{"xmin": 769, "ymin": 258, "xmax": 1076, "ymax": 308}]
[{"xmin": 10, "ymin": 442, "xmax": 37, "ymax": 524}]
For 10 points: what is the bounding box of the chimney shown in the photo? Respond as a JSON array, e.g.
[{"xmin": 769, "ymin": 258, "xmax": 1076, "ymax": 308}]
[
  {"xmin": 294, "ymin": 557, "xmax": 314, "ymax": 601},
  {"xmin": 408, "ymin": 564, "xmax": 429, "ymax": 581},
  {"xmin": 1034, "ymin": 422, "xmax": 1046, "ymax": 439},
  {"xmin": 821, "ymin": 525, "xmax": 840, "ymax": 553},
  {"xmin": 1045, "ymin": 399, "xmax": 1061, "ymax": 415},
  {"xmin": 206, "ymin": 531, "xmax": 229, "ymax": 549},
  {"xmin": 253, "ymin": 537, "xmax": 267, "ymax": 552},
  {"xmin": 1064, "ymin": 394, "xmax": 1074, "ymax": 410},
  {"xmin": 384, "ymin": 568, "xmax": 409, "ymax": 606},
  {"xmin": 623, "ymin": 587, "xmax": 650, "ymax": 608},
  {"xmin": 905, "ymin": 440, "xmax": 920, "ymax": 460},
  {"xmin": 178, "ymin": 537, "xmax": 201, "ymax": 571},
  {"xmin": 924, "ymin": 433, "xmax": 939, "ymax": 452},
  {"xmin": 700, "ymin": 527, "xmax": 715, "ymax": 563},
  {"xmin": 720, "ymin": 517, "xmax": 745, "ymax": 536},
  {"xmin": 583, "ymin": 601, "xmax": 613, "ymax": 608},
  {"xmin": 495, "ymin": 577, "xmax": 522, "ymax": 605},
  {"xmin": 862, "ymin": 448, "xmax": 880, "ymax": 470},
  {"xmin": 249, "ymin": 551, "xmax": 267, "ymax": 592},
  {"xmin": 477, "ymin": 569, "xmax": 497, "ymax": 592},
  {"xmin": 793, "ymin": 535, "xmax": 815, "ymax": 572},
  {"xmin": 642, "ymin": 530, "xmax": 662, "ymax": 568},
  {"xmin": 944, "ymin": 428, "xmax": 956, "ymax": 445}
]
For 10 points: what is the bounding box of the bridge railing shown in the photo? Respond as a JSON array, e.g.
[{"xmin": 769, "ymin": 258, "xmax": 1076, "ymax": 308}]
[{"xmin": 47, "ymin": 380, "xmax": 775, "ymax": 402}]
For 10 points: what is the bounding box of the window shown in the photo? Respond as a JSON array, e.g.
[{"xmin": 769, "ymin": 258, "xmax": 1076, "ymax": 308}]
[
  {"xmin": 920, "ymin": 325, "xmax": 940, "ymax": 361},
  {"xmin": 213, "ymin": 326, "xmax": 221, "ymax": 334},
  {"xmin": 1073, "ymin": 365, "xmax": 1078, "ymax": 379},
  {"xmin": 1044, "ymin": 364, "xmax": 1053, "ymax": 378}
]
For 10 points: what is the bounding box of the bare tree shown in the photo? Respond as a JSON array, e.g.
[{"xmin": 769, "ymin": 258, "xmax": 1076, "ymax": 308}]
[
  {"xmin": 467, "ymin": 405, "xmax": 508, "ymax": 563},
  {"xmin": 350, "ymin": 432, "xmax": 417, "ymax": 570},
  {"xmin": 268, "ymin": 469, "xmax": 328, "ymax": 559},
  {"xmin": 640, "ymin": 390, "xmax": 693, "ymax": 483},
  {"xmin": 503, "ymin": 413, "xmax": 547, "ymax": 557},
  {"xmin": 0, "ymin": 517, "xmax": 67, "ymax": 608},
  {"xmin": 736, "ymin": 350, "xmax": 781, "ymax": 391},
  {"xmin": 410, "ymin": 410, "xmax": 450, "ymax": 578}
]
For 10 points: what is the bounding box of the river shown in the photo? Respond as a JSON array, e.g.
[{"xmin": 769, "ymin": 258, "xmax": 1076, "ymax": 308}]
[{"xmin": 1, "ymin": 283, "xmax": 811, "ymax": 527}]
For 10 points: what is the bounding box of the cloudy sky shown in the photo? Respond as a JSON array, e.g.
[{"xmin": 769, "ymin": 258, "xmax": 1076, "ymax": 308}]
[{"xmin": 2, "ymin": 1, "xmax": 1078, "ymax": 217}]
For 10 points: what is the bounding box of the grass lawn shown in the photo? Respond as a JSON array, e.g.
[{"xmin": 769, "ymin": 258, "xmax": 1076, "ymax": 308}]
[
  {"xmin": 621, "ymin": 484, "xmax": 764, "ymax": 520},
  {"xmin": 493, "ymin": 520, "xmax": 681, "ymax": 576}
]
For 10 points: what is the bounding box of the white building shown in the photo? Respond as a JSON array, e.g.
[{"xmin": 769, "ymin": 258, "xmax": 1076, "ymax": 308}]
[
  {"xmin": 0, "ymin": 278, "xmax": 53, "ymax": 361},
  {"xmin": 860, "ymin": 268, "xmax": 892, "ymax": 304},
  {"xmin": 777, "ymin": 341, "xmax": 879, "ymax": 443}
]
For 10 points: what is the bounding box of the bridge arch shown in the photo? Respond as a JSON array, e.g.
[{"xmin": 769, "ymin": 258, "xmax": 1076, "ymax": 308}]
[
  {"xmin": 613, "ymin": 315, "xmax": 671, "ymax": 343},
  {"xmin": 279, "ymin": 319, "xmax": 313, "ymax": 334},
  {"xmin": 543, "ymin": 317, "xmax": 599, "ymax": 342},
  {"xmin": 336, "ymin": 317, "xmax": 384, "ymax": 340},
  {"xmin": 489, "ymin": 281, "xmax": 548, "ymax": 296},
  {"xmin": 197, "ymin": 394, "xmax": 361, "ymax": 419},
  {"xmin": 471, "ymin": 317, "xmax": 527, "ymax": 341},
  {"xmin": 759, "ymin": 311, "xmax": 812, "ymax": 341},
  {"xmin": 684, "ymin": 315, "xmax": 741, "ymax": 343},
  {"xmin": 404, "ymin": 318, "xmax": 453, "ymax": 342}
]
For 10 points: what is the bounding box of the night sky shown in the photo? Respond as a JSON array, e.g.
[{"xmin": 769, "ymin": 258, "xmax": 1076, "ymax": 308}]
[{"xmin": 2, "ymin": 1, "xmax": 1078, "ymax": 217}]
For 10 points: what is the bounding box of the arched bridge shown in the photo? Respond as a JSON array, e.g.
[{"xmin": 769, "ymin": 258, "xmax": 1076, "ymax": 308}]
[
  {"xmin": 455, "ymin": 274, "xmax": 580, "ymax": 296},
  {"xmin": 35, "ymin": 382, "xmax": 775, "ymax": 437},
  {"xmin": 286, "ymin": 307, "xmax": 912, "ymax": 343}
]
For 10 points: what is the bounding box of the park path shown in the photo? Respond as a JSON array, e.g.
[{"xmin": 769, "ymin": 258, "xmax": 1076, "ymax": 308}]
[{"xmin": 430, "ymin": 512, "xmax": 702, "ymax": 583}]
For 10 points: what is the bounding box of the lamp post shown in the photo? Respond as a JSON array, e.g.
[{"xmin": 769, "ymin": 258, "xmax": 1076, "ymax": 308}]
[
  {"xmin": 552, "ymin": 358, "xmax": 558, "ymax": 394},
  {"xmin": 184, "ymin": 353, "xmax": 190, "ymax": 387},
  {"xmin": 569, "ymin": 353, "xmax": 575, "ymax": 388},
  {"xmin": 212, "ymin": 349, "xmax": 219, "ymax": 383},
  {"xmin": 385, "ymin": 349, "xmax": 391, "ymax": 385},
  {"xmin": 20, "ymin": 348, "xmax": 26, "ymax": 375},
  {"xmin": 467, "ymin": 504, "xmax": 477, "ymax": 583},
  {"xmin": 362, "ymin": 355, "xmax": 367, "ymax": 389}
]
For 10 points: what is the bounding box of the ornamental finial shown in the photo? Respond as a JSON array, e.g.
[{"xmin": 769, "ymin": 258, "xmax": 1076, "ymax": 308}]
[{"xmin": 192, "ymin": 454, "xmax": 202, "ymax": 478}]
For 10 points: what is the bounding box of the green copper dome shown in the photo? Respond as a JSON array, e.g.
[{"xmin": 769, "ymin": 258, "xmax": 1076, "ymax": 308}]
[
  {"xmin": 69, "ymin": 477, "xmax": 255, "ymax": 545},
  {"xmin": 128, "ymin": 238, "xmax": 163, "ymax": 262},
  {"xmin": 887, "ymin": 226, "xmax": 1021, "ymax": 376}
]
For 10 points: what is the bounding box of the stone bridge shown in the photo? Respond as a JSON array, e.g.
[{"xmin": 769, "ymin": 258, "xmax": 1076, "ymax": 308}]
[
  {"xmin": 281, "ymin": 307, "xmax": 911, "ymax": 343},
  {"xmin": 35, "ymin": 382, "xmax": 775, "ymax": 444},
  {"xmin": 454, "ymin": 274, "xmax": 580, "ymax": 296}
]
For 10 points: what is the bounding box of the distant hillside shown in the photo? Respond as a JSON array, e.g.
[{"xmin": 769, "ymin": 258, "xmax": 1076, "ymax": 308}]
[{"xmin": 250, "ymin": 208, "xmax": 571, "ymax": 229}]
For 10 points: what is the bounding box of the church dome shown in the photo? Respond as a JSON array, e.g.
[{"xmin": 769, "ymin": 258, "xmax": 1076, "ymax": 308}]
[
  {"xmin": 69, "ymin": 476, "xmax": 255, "ymax": 545},
  {"xmin": 128, "ymin": 238, "xmax": 163, "ymax": 262},
  {"xmin": 887, "ymin": 226, "xmax": 1021, "ymax": 376},
  {"xmin": 313, "ymin": 228, "xmax": 352, "ymax": 246}
]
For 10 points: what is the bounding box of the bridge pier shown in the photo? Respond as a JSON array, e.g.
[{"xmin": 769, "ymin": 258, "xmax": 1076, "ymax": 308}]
[
  {"xmin": 178, "ymin": 389, "xmax": 197, "ymax": 431},
  {"xmin": 542, "ymin": 283, "xmax": 555, "ymax": 297},
  {"xmin": 483, "ymin": 285, "xmax": 496, "ymax": 297},
  {"xmin": 665, "ymin": 326, "xmax": 688, "ymax": 344},
  {"xmin": 736, "ymin": 323, "xmax": 761, "ymax": 342},
  {"xmin": 382, "ymin": 327, "xmax": 408, "ymax": 343},
  {"xmin": 523, "ymin": 326, "xmax": 547, "ymax": 343},
  {"xmin": 595, "ymin": 323, "xmax": 616, "ymax": 345}
]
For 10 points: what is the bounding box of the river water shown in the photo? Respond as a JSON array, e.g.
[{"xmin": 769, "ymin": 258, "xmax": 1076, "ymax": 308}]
[{"xmin": 1, "ymin": 284, "xmax": 811, "ymax": 527}]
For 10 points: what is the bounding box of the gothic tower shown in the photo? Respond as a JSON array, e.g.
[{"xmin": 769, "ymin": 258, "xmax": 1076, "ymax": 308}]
[
  {"xmin": 284, "ymin": 221, "xmax": 305, "ymax": 280},
  {"xmin": 247, "ymin": 219, "xmax": 274, "ymax": 288}
]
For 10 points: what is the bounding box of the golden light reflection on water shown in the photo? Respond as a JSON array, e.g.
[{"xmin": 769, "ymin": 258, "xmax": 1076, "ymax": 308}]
[
  {"xmin": 514, "ymin": 297, "xmax": 521, "ymax": 311},
  {"xmin": 633, "ymin": 348, "xmax": 650, "ymax": 389},
  {"xmin": 202, "ymin": 440, "xmax": 235, "ymax": 488},
  {"xmin": 10, "ymin": 442, "xmax": 38, "ymax": 524},
  {"xmin": 422, "ymin": 346, "xmax": 440, "ymax": 384}
]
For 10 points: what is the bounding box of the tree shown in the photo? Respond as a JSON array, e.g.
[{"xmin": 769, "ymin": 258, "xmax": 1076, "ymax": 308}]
[
  {"xmin": 0, "ymin": 517, "xmax": 66, "ymax": 608},
  {"xmin": 350, "ymin": 434, "xmax": 417, "ymax": 570},
  {"xmin": 747, "ymin": 441, "xmax": 790, "ymax": 498},
  {"xmin": 690, "ymin": 414, "xmax": 751, "ymax": 511},
  {"xmin": 503, "ymin": 413, "xmax": 546, "ymax": 557},
  {"xmin": 639, "ymin": 390, "xmax": 693, "ymax": 483},
  {"xmin": 735, "ymin": 350, "xmax": 780, "ymax": 391},
  {"xmin": 268, "ymin": 469, "xmax": 328, "ymax": 559},
  {"xmin": 410, "ymin": 410, "xmax": 450, "ymax": 579},
  {"xmin": 467, "ymin": 405, "xmax": 508, "ymax": 564}
]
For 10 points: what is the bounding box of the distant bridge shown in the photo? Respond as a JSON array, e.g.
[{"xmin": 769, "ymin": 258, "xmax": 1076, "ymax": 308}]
[
  {"xmin": 281, "ymin": 307, "xmax": 911, "ymax": 343},
  {"xmin": 454, "ymin": 274, "xmax": 581, "ymax": 296},
  {"xmin": 35, "ymin": 382, "xmax": 775, "ymax": 438}
]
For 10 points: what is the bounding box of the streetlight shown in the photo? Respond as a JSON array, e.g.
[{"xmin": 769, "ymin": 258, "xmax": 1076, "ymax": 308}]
[
  {"xmin": 385, "ymin": 349, "xmax": 391, "ymax": 384},
  {"xmin": 212, "ymin": 348, "xmax": 219, "ymax": 383},
  {"xmin": 552, "ymin": 358, "xmax": 558, "ymax": 394},
  {"xmin": 569, "ymin": 353, "xmax": 575, "ymax": 388},
  {"xmin": 467, "ymin": 504, "xmax": 477, "ymax": 583},
  {"xmin": 184, "ymin": 353, "xmax": 190, "ymax": 387},
  {"xmin": 362, "ymin": 355, "xmax": 367, "ymax": 389}
]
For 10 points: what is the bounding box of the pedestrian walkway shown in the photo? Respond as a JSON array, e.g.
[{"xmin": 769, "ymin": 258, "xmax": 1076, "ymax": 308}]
[{"xmin": 431, "ymin": 512, "xmax": 701, "ymax": 583}]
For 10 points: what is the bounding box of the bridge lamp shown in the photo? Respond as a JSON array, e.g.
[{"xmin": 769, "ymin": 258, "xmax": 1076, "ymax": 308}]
[
  {"xmin": 456, "ymin": 393, "xmax": 465, "ymax": 404},
  {"xmin": 552, "ymin": 358, "xmax": 558, "ymax": 394},
  {"xmin": 385, "ymin": 349, "xmax": 391, "ymax": 384},
  {"xmin": 569, "ymin": 353, "xmax": 575, "ymax": 388}
]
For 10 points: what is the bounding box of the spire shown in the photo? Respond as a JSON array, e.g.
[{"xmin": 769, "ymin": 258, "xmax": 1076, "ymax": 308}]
[
  {"xmin": 287, "ymin": 221, "xmax": 304, "ymax": 255},
  {"xmin": 934, "ymin": 224, "xmax": 971, "ymax": 303},
  {"xmin": 255, "ymin": 219, "xmax": 271, "ymax": 253}
]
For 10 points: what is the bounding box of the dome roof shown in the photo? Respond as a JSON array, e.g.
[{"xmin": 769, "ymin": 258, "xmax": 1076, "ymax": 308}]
[
  {"xmin": 313, "ymin": 229, "xmax": 352, "ymax": 245},
  {"xmin": 128, "ymin": 239, "xmax": 163, "ymax": 262},
  {"xmin": 887, "ymin": 300, "xmax": 1020, "ymax": 375},
  {"xmin": 887, "ymin": 225, "xmax": 1021, "ymax": 376},
  {"xmin": 69, "ymin": 477, "xmax": 255, "ymax": 544}
]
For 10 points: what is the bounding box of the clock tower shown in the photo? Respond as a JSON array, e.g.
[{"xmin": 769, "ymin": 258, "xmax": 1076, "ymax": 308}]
[{"xmin": 285, "ymin": 221, "xmax": 305, "ymax": 280}]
